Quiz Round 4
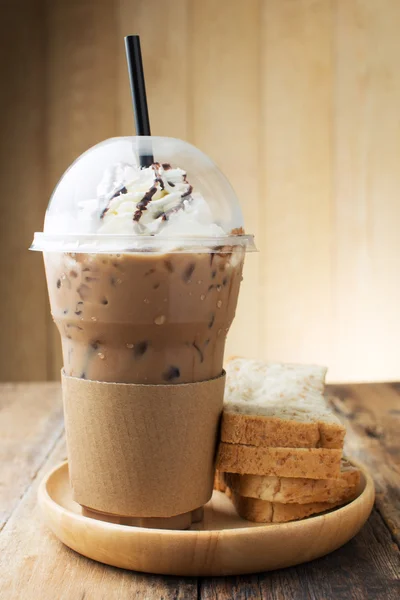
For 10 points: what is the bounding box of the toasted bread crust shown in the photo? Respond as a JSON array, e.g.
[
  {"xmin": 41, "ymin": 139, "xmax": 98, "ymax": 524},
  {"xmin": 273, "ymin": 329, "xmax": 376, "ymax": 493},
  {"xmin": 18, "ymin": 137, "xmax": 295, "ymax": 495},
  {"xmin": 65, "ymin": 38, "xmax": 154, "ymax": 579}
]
[
  {"xmin": 231, "ymin": 492, "xmax": 356, "ymax": 523},
  {"xmin": 213, "ymin": 470, "xmax": 227, "ymax": 493},
  {"xmin": 217, "ymin": 443, "xmax": 342, "ymax": 479},
  {"xmin": 221, "ymin": 412, "xmax": 345, "ymax": 449},
  {"xmin": 225, "ymin": 461, "xmax": 360, "ymax": 503}
]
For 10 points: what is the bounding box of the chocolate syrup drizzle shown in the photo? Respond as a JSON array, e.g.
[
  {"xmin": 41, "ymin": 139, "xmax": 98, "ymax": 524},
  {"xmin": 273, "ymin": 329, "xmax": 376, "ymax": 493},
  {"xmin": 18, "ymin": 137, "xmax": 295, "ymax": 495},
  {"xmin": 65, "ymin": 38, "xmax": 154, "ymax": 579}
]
[
  {"xmin": 161, "ymin": 184, "xmax": 193, "ymax": 222},
  {"xmin": 161, "ymin": 171, "xmax": 193, "ymax": 222},
  {"xmin": 133, "ymin": 185, "xmax": 159, "ymax": 222},
  {"xmin": 100, "ymin": 162, "xmax": 194, "ymax": 226},
  {"xmin": 100, "ymin": 186, "xmax": 128, "ymax": 219}
]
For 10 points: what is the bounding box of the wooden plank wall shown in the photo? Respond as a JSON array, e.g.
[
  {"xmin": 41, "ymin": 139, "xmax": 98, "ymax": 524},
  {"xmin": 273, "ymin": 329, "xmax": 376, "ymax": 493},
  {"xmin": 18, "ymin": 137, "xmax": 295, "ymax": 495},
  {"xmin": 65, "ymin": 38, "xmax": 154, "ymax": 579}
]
[
  {"xmin": 1, "ymin": 0, "xmax": 399, "ymax": 383},
  {"xmin": 0, "ymin": 0, "xmax": 48, "ymax": 381}
]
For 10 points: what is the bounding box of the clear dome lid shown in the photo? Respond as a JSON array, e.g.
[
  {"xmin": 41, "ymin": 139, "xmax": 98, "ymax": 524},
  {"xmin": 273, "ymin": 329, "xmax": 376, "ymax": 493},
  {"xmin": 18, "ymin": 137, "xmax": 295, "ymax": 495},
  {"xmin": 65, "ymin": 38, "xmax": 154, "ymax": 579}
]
[{"xmin": 31, "ymin": 136, "xmax": 255, "ymax": 253}]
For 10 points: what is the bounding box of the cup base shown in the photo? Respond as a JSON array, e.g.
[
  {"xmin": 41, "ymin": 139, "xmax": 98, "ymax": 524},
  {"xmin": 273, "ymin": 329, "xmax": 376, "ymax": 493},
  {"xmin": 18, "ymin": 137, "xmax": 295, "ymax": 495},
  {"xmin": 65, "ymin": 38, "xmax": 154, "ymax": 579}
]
[{"xmin": 81, "ymin": 505, "xmax": 204, "ymax": 530}]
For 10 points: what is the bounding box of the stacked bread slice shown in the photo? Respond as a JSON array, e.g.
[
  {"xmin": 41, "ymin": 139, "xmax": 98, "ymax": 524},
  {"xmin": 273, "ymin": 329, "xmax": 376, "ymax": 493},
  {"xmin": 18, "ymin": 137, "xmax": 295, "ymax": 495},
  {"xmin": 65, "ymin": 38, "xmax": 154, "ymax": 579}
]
[{"xmin": 216, "ymin": 359, "xmax": 360, "ymax": 523}]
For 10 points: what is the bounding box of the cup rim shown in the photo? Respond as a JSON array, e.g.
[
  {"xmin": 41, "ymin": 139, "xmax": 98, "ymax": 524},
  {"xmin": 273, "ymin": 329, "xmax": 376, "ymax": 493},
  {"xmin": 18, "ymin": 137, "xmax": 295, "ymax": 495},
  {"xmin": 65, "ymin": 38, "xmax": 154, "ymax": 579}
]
[{"xmin": 30, "ymin": 232, "xmax": 257, "ymax": 254}]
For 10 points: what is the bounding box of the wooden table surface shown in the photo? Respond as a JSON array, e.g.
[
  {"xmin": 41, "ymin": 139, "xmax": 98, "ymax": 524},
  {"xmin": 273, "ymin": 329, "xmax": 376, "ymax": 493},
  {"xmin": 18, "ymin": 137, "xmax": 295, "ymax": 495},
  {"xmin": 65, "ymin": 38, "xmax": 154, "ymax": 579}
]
[{"xmin": 0, "ymin": 382, "xmax": 399, "ymax": 600}]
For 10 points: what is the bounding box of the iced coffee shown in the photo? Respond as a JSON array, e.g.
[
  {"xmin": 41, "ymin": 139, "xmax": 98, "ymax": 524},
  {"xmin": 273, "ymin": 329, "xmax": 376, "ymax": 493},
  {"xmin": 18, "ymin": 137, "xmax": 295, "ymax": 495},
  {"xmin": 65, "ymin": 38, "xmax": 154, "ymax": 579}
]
[{"xmin": 32, "ymin": 137, "xmax": 255, "ymax": 527}]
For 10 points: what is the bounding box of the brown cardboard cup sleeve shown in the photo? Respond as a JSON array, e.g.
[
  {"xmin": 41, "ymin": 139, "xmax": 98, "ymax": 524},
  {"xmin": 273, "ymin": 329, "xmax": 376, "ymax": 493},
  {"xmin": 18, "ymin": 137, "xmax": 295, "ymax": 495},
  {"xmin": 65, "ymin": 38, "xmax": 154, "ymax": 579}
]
[{"xmin": 62, "ymin": 371, "xmax": 225, "ymax": 518}]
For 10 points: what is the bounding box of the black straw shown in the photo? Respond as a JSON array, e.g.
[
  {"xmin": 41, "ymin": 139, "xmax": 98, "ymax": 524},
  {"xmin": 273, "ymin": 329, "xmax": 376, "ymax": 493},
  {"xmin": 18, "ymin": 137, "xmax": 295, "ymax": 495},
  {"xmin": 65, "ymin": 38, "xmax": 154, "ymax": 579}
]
[{"xmin": 124, "ymin": 35, "xmax": 154, "ymax": 168}]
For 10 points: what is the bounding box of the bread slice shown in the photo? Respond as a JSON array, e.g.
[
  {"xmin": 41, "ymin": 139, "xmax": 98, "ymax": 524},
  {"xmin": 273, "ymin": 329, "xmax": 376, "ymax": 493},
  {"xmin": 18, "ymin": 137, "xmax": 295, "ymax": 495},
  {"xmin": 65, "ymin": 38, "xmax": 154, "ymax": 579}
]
[
  {"xmin": 231, "ymin": 492, "xmax": 356, "ymax": 524},
  {"xmin": 213, "ymin": 469, "xmax": 227, "ymax": 493},
  {"xmin": 223, "ymin": 359, "xmax": 345, "ymax": 449},
  {"xmin": 217, "ymin": 443, "xmax": 342, "ymax": 479},
  {"xmin": 225, "ymin": 459, "xmax": 360, "ymax": 504},
  {"xmin": 221, "ymin": 411, "xmax": 345, "ymax": 449}
]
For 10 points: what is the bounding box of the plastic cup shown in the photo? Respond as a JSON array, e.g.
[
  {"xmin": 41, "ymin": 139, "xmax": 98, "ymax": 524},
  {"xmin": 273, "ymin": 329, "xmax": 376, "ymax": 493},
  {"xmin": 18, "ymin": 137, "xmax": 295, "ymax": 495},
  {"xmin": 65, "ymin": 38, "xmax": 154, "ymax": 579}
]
[{"xmin": 32, "ymin": 137, "xmax": 256, "ymax": 527}]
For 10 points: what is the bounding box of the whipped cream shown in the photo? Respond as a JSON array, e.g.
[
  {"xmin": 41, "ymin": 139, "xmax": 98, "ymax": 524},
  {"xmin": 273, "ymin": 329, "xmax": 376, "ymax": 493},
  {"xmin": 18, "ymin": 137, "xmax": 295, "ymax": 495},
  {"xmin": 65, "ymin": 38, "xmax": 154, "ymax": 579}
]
[{"xmin": 78, "ymin": 162, "xmax": 227, "ymax": 237}]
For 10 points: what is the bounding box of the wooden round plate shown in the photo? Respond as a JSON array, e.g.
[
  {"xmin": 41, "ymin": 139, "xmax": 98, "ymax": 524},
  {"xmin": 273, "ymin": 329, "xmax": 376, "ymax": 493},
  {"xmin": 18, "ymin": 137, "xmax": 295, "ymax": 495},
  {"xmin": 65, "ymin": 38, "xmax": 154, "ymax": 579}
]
[{"xmin": 38, "ymin": 460, "xmax": 374, "ymax": 576}]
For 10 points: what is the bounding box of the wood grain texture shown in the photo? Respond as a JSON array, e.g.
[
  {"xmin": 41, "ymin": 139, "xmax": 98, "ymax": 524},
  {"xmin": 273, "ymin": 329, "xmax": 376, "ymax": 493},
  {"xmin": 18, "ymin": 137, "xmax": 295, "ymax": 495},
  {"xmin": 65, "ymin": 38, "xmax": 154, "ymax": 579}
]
[
  {"xmin": 190, "ymin": 0, "xmax": 262, "ymax": 359},
  {"xmin": 0, "ymin": 440, "xmax": 199, "ymax": 600},
  {"xmin": 328, "ymin": 383, "xmax": 400, "ymax": 545},
  {"xmin": 199, "ymin": 511, "xmax": 400, "ymax": 599},
  {"xmin": 3, "ymin": 0, "xmax": 400, "ymax": 383},
  {"xmin": 46, "ymin": 0, "xmax": 119, "ymax": 378},
  {"xmin": 0, "ymin": 382, "xmax": 399, "ymax": 597},
  {"xmin": 0, "ymin": 383, "xmax": 63, "ymax": 531},
  {"xmin": 0, "ymin": 386, "xmax": 198, "ymax": 600},
  {"xmin": 260, "ymin": 0, "xmax": 334, "ymax": 372},
  {"xmin": 37, "ymin": 459, "xmax": 374, "ymax": 576},
  {"xmin": 334, "ymin": 0, "xmax": 400, "ymax": 382},
  {"xmin": 0, "ymin": 0, "xmax": 48, "ymax": 381},
  {"xmin": 117, "ymin": 0, "xmax": 190, "ymax": 139}
]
